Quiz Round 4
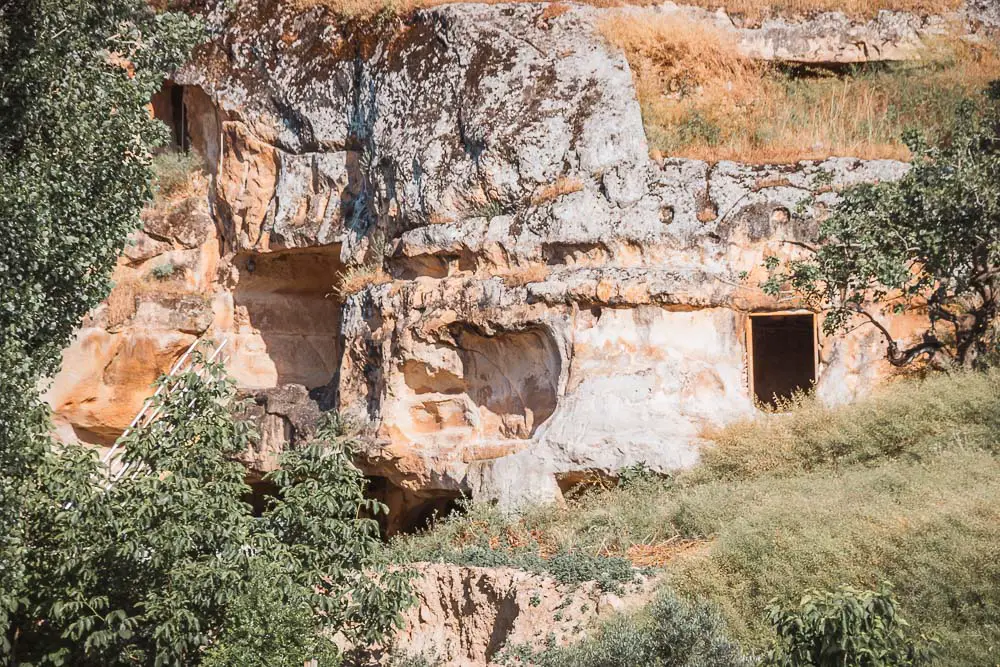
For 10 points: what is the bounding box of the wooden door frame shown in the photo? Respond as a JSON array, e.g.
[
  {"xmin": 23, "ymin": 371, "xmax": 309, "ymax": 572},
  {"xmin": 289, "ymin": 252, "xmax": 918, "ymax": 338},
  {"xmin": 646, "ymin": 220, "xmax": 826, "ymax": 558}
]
[{"xmin": 745, "ymin": 310, "xmax": 819, "ymax": 406}]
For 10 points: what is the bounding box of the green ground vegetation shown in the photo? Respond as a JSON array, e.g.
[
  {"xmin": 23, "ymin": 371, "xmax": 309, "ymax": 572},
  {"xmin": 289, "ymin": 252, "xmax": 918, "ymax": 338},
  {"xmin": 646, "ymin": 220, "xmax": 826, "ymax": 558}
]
[{"xmin": 392, "ymin": 369, "xmax": 1000, "ymax": 665}]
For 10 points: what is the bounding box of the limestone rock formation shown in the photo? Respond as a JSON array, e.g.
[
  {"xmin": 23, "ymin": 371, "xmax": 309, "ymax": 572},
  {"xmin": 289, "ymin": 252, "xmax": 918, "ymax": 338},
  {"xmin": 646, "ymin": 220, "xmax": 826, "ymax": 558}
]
[{"xmin": 50, "ymin": 0, "xmax": 954, "ymax": 513}]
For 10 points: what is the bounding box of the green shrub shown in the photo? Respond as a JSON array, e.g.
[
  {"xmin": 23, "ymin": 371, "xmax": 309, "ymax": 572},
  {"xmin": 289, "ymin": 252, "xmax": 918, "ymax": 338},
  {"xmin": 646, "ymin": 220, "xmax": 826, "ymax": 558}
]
[
  {"xmin": 500, "ymin": 591, "xmax": 750, "ymax": 667},
  {"xmin": 200, "ymin": 562, "xmax": 342, "ymax": 667},
  {"xmin": 616, "ymin": 461, "xmax": 667, "ymax": 490},
  {"xmin": 764, "ymin": 584, "xmax": 938, "ymax": 667},
  {"xmin": 152, "ymin": 150, "xmax": 203, "ymax": 200},
  {"xmin": 10, "ymin": 360, "xmax": 412, "ymax": 665},
  {"xmin": 151, "ymin": 261, "xmax": 176, "ymax": 280}
]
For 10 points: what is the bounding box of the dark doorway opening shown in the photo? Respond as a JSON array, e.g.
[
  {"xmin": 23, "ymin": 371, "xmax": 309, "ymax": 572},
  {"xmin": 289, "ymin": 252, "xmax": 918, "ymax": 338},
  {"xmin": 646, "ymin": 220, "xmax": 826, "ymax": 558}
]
[
  {"xmin": 243, "ymin": 478, "xmax": 280, "ymax": 517},
  {"xmin": 150, "ymin": 81, "xmax": 190, "ymax": 152},
  {"xmin": 750, "ymin": 313, "xmax": 816, "ymax": 408}
]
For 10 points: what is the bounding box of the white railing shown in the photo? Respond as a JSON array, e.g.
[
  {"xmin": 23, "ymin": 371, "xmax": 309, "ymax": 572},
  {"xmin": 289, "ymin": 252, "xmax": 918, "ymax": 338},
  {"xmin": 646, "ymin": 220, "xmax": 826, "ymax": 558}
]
[{"xmin": 102, "ymin": 336, "xmax": 228, "ymax": 486}]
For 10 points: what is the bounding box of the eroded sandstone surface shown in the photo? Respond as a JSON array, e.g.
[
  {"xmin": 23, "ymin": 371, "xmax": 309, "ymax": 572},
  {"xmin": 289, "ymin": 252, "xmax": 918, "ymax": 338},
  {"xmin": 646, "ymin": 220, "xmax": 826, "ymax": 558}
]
[
  {"xmin": 50, "ymin": 0, "xmax": 951, "ymax": 515},
  {"xmin": 394, "ymin": 563, "xmax": 653, "ymax": 665}
]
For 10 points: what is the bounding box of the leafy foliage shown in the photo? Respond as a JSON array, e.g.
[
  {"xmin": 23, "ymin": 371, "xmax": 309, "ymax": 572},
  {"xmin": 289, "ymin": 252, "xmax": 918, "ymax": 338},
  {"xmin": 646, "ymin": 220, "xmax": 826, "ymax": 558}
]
[
  {"xmin": 0, "ymin": 0, "xmax": 201, "ymax": 657},
  {"xmin": 11, "ymin": 358, "xmax": 412, "ymax": 665},
  {"xmin": 764, "ymin": 584, "xmax": 937, "ymax": 667},
  {"xmin": 499, "ymin": 591, "xmax": 750, "ymax": 667},
  {"xmin": 763, "ymin": 90, "xmax": 1000, "ymax": 368}
]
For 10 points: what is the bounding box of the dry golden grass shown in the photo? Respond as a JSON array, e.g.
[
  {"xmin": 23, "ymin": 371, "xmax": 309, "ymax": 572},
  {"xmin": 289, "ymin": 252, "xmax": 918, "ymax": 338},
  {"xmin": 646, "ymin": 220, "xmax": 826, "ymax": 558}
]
[
  {"xmin": 105, "ymin": 279, "xmax": 140, "ymax": 329},
  {"xmin": 331, "ymin": 264, "xmax": 392, "ymax": 298},
  {"xmin": 103, "ymin": 271, "xmax": 198, "ymax": 329},
  {"xmin": 602, "ymin": 13, "xmax": 1000, "ymax": 162},
  {"xmin": 151, "ymin": 151, "xmax": 207, "ymax": 203},
  {"xmin": 621, "ymin": 537, "xmax": 711, "ymax": 566},
  {"xmin": 540, "ymin": 2, "xmax": 571, "ymax": 18},
  {"xmin": 530, "ymin": 176, "xmax": 584, "ymax": 206},
  {"xmin": 684, "ymin": 0, "xmax": 961, "ymax": 22}
]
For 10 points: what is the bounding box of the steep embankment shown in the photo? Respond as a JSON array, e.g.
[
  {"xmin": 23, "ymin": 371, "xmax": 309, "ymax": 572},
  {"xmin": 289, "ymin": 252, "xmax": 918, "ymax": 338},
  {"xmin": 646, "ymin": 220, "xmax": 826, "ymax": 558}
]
[{"xmin": 39, "ymin": 0, "xmax": 1000, "ymax": 662}]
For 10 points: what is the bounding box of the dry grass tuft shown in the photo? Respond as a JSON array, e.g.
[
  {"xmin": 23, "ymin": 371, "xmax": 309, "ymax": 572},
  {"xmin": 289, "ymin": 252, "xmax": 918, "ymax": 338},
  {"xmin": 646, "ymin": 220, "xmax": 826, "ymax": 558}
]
[
  {"xmin": 690, "ymin": 0, "xmax": 962, "ymax": 22},
  {"xmin": 538, "ymin": 1, "xmax": 573, "ymax": 24},
  {"xmin": 332, "ymin": 264, "xmax": 391, "ymax": 298},
  {"xmin": 601, "ymin": 13, "xmax": 764, "ymax": 132},
  {"xmin": 623, "ymin": 538, "xmax": 711, "ymax": 566},
  {"xmin": 105, "ymin": 279, "xmax": 140, "ymax": 329},
  {"xmin": 603, "ymin": 15, "xmax": 1000, "ymax": 162},
  {"xmin": 531, "ymin": 177, "xmax": 585, "ymax": 206},
  {"xmin": 151, "ymin": 151, "xmax": 207, "ymax": 202},
  {"xmin": 103, "ymin": 271, "xmax": 200, "ymax": 329}
]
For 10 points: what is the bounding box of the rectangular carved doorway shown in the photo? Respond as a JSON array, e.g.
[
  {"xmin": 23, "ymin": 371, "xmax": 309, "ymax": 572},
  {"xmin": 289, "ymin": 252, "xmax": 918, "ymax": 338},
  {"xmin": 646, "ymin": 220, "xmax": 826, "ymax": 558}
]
[{"xmin": 748, "ymin": 312, "xmax": 817, "ymax": 409}]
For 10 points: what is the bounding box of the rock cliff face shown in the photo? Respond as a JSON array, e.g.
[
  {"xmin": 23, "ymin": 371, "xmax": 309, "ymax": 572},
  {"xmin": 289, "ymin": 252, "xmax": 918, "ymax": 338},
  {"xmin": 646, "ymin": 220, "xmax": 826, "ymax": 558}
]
[{"xmin": 50, "ymin": 0, "xmax": 936, "ymax": 516}]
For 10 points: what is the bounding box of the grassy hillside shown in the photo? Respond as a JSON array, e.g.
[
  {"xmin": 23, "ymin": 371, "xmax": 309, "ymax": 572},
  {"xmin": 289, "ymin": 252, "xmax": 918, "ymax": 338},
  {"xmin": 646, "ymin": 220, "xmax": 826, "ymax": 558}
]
[
  {"xmin": 602, "ymin": 15, "xmax": 1000, "ymax": 162},
  {"xmin": 392, "ymin": 370, "xmax": 1000, "ymax": 665}
]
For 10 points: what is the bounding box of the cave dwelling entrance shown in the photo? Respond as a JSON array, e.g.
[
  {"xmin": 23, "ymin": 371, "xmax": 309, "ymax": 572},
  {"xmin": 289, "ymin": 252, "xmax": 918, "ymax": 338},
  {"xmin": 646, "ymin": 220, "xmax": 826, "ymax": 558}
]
[{"xmin": 747, "ymin": 312, "xmax": 817, "ymax": 409}]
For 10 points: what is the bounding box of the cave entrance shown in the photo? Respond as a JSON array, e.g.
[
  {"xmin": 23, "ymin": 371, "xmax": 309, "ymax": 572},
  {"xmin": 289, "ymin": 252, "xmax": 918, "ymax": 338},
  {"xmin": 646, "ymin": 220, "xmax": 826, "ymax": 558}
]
[
  {"xmin": 365, "ymin": 476, "xmax": 463, "ymax": 538},
  {"xmin": 243, "ymin": 478, "xmax": 280, "ymax": 517},
  {"xmin": 150, "ymin": 81, "xmax": 190, "ymax": 152},
  {"xmin": 748, "ymin": 312, "xmax": 817, "ymax": 409}
]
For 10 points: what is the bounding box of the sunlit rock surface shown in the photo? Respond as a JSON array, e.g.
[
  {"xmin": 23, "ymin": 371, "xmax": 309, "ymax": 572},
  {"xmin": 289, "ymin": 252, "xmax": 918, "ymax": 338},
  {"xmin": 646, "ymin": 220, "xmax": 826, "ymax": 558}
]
[{"xmin": 50, "ymin": 0, "xmax": 938, "ymax": 511}]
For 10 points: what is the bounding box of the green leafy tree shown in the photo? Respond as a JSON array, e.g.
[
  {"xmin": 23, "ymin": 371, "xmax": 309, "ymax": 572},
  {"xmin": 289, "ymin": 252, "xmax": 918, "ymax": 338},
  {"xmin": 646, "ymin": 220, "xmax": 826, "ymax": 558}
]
[
  {"xmin": 12, "ymin": 358, "xmax": 412, "ymax": 665},
  {"xmin": 764, "ymin": 584, "xmax": 937, "ymax": 667},
  {"xmin": 764, "ymin": 90, "xmax": 1000, "ymax": 369},
  {"xmin": 0, "ymin": 0, "xmax": 201, "ymax": 655}
]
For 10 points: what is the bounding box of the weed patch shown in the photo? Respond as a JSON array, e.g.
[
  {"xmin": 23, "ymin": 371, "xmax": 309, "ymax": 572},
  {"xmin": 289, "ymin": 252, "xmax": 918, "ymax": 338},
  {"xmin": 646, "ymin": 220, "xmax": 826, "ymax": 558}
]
[
  {"xmin": 151, "ymin": 150, "xmax": 205, "ymax": 201},
  {"xmin": 700, "ymin": 368, "xmax": 1000, "ymax": 480}
]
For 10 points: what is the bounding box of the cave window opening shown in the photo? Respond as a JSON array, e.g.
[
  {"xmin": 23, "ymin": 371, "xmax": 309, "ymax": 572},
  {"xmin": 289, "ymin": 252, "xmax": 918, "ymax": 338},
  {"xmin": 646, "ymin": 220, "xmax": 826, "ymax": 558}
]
[
  {"xmin": 233, "ymin": 247, "xmax": 346, "ymax": 389},
  {"xmin": 365, "ymin": 476, "xmax": 464, "ymax": 539},
  {"xmin": 748, "ymin": 312, "xmax": 817, "ymax": 410},
  {"xmin": 150, "ymin": 81, "xmax": 190, "ymax": 153}
]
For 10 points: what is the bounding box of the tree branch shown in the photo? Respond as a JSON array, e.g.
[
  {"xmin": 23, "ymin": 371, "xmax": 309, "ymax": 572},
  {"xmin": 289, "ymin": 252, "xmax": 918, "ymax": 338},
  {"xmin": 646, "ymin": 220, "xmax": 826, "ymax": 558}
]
[
  {"xmin": 846, "ymin": 302, "xmax": 948, "ymax": 367},
  {"xmin": 780, "ymin": 239, "xmax": 818, "ymax": 253}
]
